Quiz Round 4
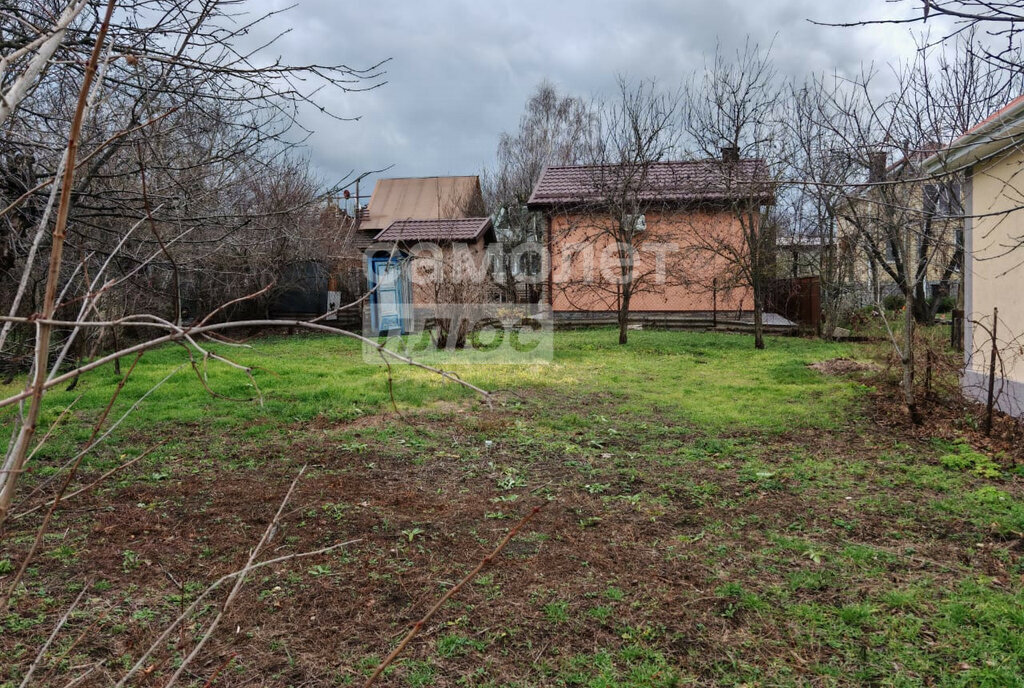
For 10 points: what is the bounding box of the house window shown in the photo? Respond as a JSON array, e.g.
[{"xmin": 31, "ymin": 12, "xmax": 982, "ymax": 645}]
[
  {"xmin": 885, "ymin": 239, "xmax": 897, "ymax": 263},
  {"xmin": 518, "ymin": 251, "xmax": 542, "ymax": 276},
  {"xmin": 924, "ymin": 183, "xmax": 962, "ymax": 217}
]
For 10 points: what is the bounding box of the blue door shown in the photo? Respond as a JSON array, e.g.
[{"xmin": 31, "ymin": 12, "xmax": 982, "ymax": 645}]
[{"xmin": 369, "ymin": 256, "xmax": 406, "ymax": 333}]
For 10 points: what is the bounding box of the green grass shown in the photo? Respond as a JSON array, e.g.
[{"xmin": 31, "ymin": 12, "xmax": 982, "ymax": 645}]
[
  {"xmin": 556, "ymin": 644, "xmax": 681, "ymax": 687},
  {"xmin": 1, "ymin": 330, "xmax": 858, "ymax": 458}
]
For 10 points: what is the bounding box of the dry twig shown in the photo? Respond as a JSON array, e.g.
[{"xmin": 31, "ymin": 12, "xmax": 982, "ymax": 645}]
[{"xmin": 362, "ymin": 504, "xmax": 546, "ymax": 688}]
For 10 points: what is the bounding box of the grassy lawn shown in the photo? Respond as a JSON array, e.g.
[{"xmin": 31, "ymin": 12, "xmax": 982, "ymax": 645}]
[
  {"xmin": 2, "ymin": 329, "xmax": 1022, "ymax": 687},
  {"xmin": 2, "ymin": 330, "xmax": 858, "ymax": 439}
]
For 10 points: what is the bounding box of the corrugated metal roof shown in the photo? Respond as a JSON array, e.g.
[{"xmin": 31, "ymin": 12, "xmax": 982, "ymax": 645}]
[
  {"xmin": 374, "ymin": 218, "xmax": 492, "ymax": 242},
  {"xmin": 526, "ymin": 160, "xmax": 772, "ymax": 209},
  {"xmin": 360, "ymin": 176, "xmax": 483, "ymax": 231}
]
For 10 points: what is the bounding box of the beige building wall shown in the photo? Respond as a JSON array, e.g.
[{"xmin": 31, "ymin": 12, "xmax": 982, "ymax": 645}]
[
  {"xmin": 966, "ymin": 148, "xmax": 1024, "ymax": 399},
  {"xmin": 837, "ymin": 186, "xmax": 961, "ymax": 304}
]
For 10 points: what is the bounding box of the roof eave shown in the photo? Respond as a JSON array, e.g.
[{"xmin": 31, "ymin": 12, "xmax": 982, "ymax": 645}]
[
  {"xmin": 524, "ymin": 164, "xmax": 550, "ymax": 209},
  {"xmin": 373, "ymin": 217, "xmax": 492, "ymax": 242},
  {"xmin": 923, "ymin": 97, "xmax": 1024, "ymax": 174},
  {"xmin": 527, "ymin": 194, "xmax": 774, "ymax": 212}
]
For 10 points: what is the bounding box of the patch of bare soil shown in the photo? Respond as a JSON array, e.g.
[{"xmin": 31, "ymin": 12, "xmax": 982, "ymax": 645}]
[
  {"xmin": 1, "ymin": 390, "xmax": 1020, "ymax": 686},
  {"xmin": 861, "ymin": 364, "xmax": 1024, "ymax": 465},
  {"xmin": 809, "ymin": 357, "xmax": 881, "ymax": 375}
]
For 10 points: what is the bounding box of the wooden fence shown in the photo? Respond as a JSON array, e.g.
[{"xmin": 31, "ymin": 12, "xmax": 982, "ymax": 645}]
[{"xmin": 765, "ymin": 276, "xmax": 821, "ymax": 332}]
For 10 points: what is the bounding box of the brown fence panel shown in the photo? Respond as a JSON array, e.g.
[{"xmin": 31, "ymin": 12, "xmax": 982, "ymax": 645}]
[{"xmin": 766, "ymin": 277, "xmax": 821, "ymax": 331}]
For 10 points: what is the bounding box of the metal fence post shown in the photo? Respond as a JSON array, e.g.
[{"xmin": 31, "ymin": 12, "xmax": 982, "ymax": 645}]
[{"xmin": 985, "ymin": 306, "xmax": 999, "ymax": 436}]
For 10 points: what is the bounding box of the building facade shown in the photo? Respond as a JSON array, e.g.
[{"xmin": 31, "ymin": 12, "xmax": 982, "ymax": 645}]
[{"xmin": 925, "ymin": 96, "xmax": 1024, "ymax": 418}]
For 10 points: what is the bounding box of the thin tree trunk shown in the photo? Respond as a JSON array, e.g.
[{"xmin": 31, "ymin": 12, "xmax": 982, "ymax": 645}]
[
  {"xmin": 913, "ymin": 279, "xmax": 931, "ymax": 324},
  {"xmin": 618, "ymin": 242, "xmax": 632, "ymax": 345},
  {"xmin": 0, "ymin": 0, "xmax": 115, "ymax": 527},
  {"xmin": 618, "ymin": 291, "xmax": 630, "ymax": 345},
  {"xmin": 752, "ymin": 238, "xmax": 765, "ymax": 350},
  {"xmin": 984, "ymin": 307, "xmax": 999, "ymax": 436},
  {"xmin": 753, "ymin": 296, "xmax": 765, "ymax": 349},
  {"xmin": 747, "ymin": 213, "xmax": 766, "ymax": 350},
  {"xmin": 0, "ymin": 152, "xmax": 68, "ymax": 356},
  {"xmin": 111, "ymin": 325, "xmax": 121, "ymax": 376},
  {"xmin": 903, "ymin": 228, "xmax": 922, "ymax": 425}
]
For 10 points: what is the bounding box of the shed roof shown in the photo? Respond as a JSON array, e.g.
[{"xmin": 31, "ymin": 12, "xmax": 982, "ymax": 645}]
[
  {"xmin": 526, "ymin": 160, "xmax": 773, "ymax": 210},
  {"xmin": 360, "ymin": 176, "xmax": 483, "ymax": 231},
  {"xmin": 374, "ymin": 218, "xmax": 492, "ymax": 242}
]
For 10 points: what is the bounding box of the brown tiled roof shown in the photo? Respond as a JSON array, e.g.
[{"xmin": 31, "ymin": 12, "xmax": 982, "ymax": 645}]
[
  {"xmin": 526, "ymin": 160, "xmax": 772, "ymax": 209},
  {"xmin": 350, "ymin": 229, "xmax": 377, "ymax": 250},
  {"xmin": 374, "ymin": 218, "xmax": 492, "ymax": 242}
]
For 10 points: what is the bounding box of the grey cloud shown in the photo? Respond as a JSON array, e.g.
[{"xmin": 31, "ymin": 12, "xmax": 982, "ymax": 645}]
[{"xmin": 244, "ymin": 0, "xmax": 934, "ymax": 191}]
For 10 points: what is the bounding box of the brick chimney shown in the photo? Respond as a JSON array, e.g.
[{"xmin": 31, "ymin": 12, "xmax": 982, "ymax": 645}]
[
  {"xmin": 721, "ymin": 146, "xmax": 740, "ymax": 164},
  {"xmin": 868, "ymin": 151, "xmax": 887, "ymax": 183}
]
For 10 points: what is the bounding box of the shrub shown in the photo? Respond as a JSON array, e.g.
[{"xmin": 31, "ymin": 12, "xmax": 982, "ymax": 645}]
[
  {"xmin": 846, "ymin": 305, "xmax": 877, "ymax": 329},
  {"xmin": 932, "ymin": 296, "xmax": 956, "ymax": 314},
  {"xmin": 882, "ymin": 294, "xmax": 906, "ymax": 311}
]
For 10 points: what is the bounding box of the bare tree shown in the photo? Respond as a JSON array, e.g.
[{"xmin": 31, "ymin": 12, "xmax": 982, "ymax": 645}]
[
  {"xmin": 1, "ymin": 0, "xmax": 388, "ymax": 368},
  {"xmin": 485, "ymin": 80, "xmax": 592, "ymax": 303},
  {"xmin": 416, "ymin": 242, "xmax": 494, "ymax": 349},
  {"xmin": 788, "ymin": 76, "xmax": 864, "ymax": 337},
  {"xmin": 0, "ymin": 0, "xmax": 392, "ymax": 529},
  {"xmin": 0, "ymin": 0, "xmax": 90, "ymax": 129},
  {"xmin": 550, "ymin": 78, "xmax": 684, "ymax": 345},
  {"xmin": 0, "ymin": 0, "xmax": 117, "ymax": 527},
  {"xmin": 681, "ymin": 41, "xmax": 784, "ymax": 349},
  {"xmin": 898, "ymin": 33, "xmax": 1022, "ymax": 323},
  {"xmin": 796, "ymin": 62, "xmax": 934, "ymax": 422},
  {"xmin": 810, "ymin": 36, "xmax": 1020, "ymax": 318},
  {"xmin": 818, "ymin": 1, "xmax": 1024, "ymax": 73}
]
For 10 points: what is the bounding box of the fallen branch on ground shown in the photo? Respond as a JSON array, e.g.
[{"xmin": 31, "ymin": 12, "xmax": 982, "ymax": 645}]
[{"xmin": 162, "ymin": 464, "xmax": 309, "ymax": 687}]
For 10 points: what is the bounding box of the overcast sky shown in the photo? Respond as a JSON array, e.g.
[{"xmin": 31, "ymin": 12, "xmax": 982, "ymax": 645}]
[{"xmin": 251, "ymin": 0, "xmax": 934, "ymax": 195}]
